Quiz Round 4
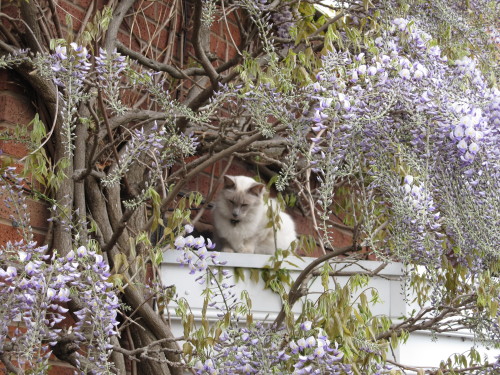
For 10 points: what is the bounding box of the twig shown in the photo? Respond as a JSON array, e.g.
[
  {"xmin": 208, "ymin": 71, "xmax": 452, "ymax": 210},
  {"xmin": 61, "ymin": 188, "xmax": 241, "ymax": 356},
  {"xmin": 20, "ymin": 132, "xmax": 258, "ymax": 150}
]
[
  {"xmin": 192, "ymin": 0, "xmax": 219, "ymax": 85},
  {"xmin": 75, "ymin": 0, "xmax": 95, "ymax": 41},
  {"xmin": 0, "ymin": 353, "xmax": 21, "ymax": 375},
  {"xmin": 273, "ymin": 244, "xmax": 357, "ymax": 328},
  {"xmin": 113, "ymin": 336, "xmax": 186, "ymax": 357},
  {"xmin": 47, "ymin": 0, "xmax": 63, "ymax": 39}
]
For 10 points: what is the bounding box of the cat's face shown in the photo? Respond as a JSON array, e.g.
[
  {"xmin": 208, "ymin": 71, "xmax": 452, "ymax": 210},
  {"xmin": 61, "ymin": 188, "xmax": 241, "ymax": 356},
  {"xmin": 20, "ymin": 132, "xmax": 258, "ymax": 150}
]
[{"xmin": 217, "ymin": 176, "xmax": 265, "ymax": 222}]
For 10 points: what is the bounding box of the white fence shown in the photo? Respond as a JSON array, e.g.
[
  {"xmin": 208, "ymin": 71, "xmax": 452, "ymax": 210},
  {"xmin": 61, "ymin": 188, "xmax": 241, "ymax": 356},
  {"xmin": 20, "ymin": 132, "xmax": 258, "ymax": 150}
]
[{"xmin": 160, "ymin": 251, "xmax": 498, "ymax": 372}]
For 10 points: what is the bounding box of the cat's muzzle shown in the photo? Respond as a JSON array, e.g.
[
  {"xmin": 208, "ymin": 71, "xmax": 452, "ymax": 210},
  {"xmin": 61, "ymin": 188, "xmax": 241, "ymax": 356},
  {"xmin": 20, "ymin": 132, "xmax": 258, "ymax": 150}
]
[{"xmin": 230, "ymin": 219, "xmax": 240, "ymax": 225}]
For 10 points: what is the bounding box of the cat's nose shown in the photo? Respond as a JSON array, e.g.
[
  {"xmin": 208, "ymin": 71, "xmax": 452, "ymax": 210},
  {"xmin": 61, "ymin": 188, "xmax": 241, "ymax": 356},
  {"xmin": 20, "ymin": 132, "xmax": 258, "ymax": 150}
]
[{"xmin": 232, "ymin": 210, "xmax": 239, "ymax": 218}]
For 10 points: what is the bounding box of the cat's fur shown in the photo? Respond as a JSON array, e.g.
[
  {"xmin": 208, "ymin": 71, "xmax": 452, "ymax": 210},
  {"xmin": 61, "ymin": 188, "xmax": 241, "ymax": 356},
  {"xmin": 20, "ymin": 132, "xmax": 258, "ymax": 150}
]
[{"xmin": 213, "ymin": 175, "xmax": 296, "ymax": 254}]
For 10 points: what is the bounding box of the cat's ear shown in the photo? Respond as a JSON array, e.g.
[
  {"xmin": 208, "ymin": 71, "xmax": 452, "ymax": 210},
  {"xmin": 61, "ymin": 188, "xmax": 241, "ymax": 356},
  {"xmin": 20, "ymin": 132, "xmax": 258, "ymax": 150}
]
[
  {"xmin": 248, "ymin": 183, "xmax": 265, "ymax": 196},
  {"xmin": 223, "ymin": 176, "xmax": 236, "ymax": 190}
]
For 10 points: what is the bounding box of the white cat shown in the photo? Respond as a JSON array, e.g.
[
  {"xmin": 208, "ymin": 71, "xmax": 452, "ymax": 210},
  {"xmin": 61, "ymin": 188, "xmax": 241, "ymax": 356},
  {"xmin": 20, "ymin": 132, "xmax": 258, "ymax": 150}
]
[{"xmin": 213, "ymin": 175, "xmax": 296, "ymax": 255}]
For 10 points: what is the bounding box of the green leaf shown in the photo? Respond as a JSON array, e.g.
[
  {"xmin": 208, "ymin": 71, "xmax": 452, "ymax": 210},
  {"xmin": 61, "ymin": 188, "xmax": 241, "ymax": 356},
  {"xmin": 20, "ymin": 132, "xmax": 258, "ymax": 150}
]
[
  {"xmin": 234, "ymin": 267, "xmax": 245, "ymax": 282},
  {"xmin": 183, "ymin": 342, "xmax": 193, "ymax": 355},
  {"xmin": 250, "ymin": 269, "xmax": 260, "ymax": 283}
]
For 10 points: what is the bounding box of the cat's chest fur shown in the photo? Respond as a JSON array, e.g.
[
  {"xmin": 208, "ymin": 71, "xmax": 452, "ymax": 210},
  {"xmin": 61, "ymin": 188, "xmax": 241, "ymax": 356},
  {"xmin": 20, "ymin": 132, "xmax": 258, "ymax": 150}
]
[{"xmin": 213, "ymin": 175, "xmax": 296, "ymax": 254}]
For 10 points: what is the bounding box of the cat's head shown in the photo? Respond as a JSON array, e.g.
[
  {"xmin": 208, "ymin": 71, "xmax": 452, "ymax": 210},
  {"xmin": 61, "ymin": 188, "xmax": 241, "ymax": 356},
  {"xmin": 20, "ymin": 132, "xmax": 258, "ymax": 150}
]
[{"xmin": 217, "ymin": 175, "xmax": 265, "ymax": 222}]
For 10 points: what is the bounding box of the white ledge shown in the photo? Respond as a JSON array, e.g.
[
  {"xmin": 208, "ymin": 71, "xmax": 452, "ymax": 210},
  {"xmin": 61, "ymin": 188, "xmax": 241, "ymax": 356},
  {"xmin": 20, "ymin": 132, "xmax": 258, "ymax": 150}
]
[
  {"xmin": 161, "ymin": 250, "xmax": 406, "ymax": 322},
  {"xmin": 162, "ymin": 250, "xmax": 404, "ymax": 276},
  {"xmin": 160, "ymin": 250, "xmax": 499, "ymax": 368}
]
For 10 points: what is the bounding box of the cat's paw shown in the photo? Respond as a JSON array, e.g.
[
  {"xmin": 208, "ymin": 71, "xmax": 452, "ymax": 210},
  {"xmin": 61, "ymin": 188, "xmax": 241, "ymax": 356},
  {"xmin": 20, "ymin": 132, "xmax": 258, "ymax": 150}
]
[{"xmin": 238, "ymin": 247, "xmax": 255, "ymax": 254}]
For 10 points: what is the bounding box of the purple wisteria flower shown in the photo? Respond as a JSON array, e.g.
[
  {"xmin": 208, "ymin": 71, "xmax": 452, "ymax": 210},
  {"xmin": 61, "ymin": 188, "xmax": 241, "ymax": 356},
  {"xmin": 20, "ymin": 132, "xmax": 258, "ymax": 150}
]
[
  {"xmin": 191, "ymin": 322, "xmax": 353, "ymax": 374},
  {"xmin": 306, "ymin": 16, "xmax": 499, "ymax": 271},
  {"xmin": 0, "ymin": 168, "xmax": 119, "ymax": 374},
  {"xmin": 103, "ymin": 122, "xmax": 199, "ymax": 191},
  {"xmin": 95, "ymin": 48, "xmax": 127, "ymax": 114}
]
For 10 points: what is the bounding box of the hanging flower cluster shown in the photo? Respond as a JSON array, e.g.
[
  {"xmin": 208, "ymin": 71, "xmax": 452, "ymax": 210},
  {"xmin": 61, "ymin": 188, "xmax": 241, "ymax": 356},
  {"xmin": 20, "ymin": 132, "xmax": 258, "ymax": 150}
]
[
  {"xmin": 173, "ymin": 224, "xmax": 241, "ymax": 316},
  {"xmin": 0, "ymin": 166, "xmax": 118, "ymax": 374},
  {"xmin": 193, "ymin": 321, "xmax": 355, "ymax": 375},
  {"xmin": 448, "ymin": 106, "xmax": 485, "ymax": 164},
  {"xmin": 306, "ymin": 17, "xmax": 499, "ymax": 269},
  {"xmin": 95, "ymin": 47, "xmax": 128, "ymax": 114},
  {"xmin": 69, "ymin": 245, "xmax": 120, "ymax": 372},
  {"xmin": 0, "ymin": 242, "xmax": 119, "ymax": 374},
  {"xmin": 174, "ymin": 224, "xmax": 220, "ymax": 276},
  {"xmin": 50, "ymin": 42, "xmax": 91, "ymax": 87},
  {"xmin": 389, "ymin": 175, "xmax": 444, "ymax": 265},
  {"xmin": 34, "ymin": 42, "xmax": 92, "ymax": 157},
  {"xmin": 287, "ymin": 322, "xmax": 351, "ymax": 375}
]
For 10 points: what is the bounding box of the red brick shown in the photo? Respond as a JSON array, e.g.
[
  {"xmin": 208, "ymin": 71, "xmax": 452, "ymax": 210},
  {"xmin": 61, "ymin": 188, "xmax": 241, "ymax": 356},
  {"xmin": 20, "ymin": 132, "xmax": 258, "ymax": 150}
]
[
  {"xmin": 27, "ymin": 199, "xmax": 50, "ymax": 230},
  {"xmin": 0, "ymin": 94, "xmax": 35, "ymax": 125},
  {"xmin": 129, "ymin": 15, "xmax": 170, "ymax": 49},
  {"xmin": 57, "ymin": 1, "xmax": 86, "ymax": 32},
  {"xmin": 136, "ymin": 0, "xmax": 173, "ymax": 24},
  {"xmin": 48, "ymin": 364, "xmax": 76, "ymax": 375},
  {"xmin": 202, "ymin": 159, "xmax": 221, "ymax": 175},
  {"xmin": 0, "ymin": 135, "xmax": 29, "ymax": 159},
  {"xmin": 291, "ymin": 212, "xmax": 314, "ymax": 237},
  {"xmin": 0, "ymin": 222, "xmax": 24, "ymax": 244},
  {"xmin": 226, "ymin": 20, "xmax": 242, "ymax": 46},
  {"xmin": 226, "ymin": 44, "xmax": 238, "ymax": 60},
  {"xmin": 150, "ymin": 28, "xmax": 169, "ymax": 50},
  {"xmin": 118, "ymin": 31, "xmax": 142, "ymax": 52},
  {"xmin": 0, "ymin": 195, "xmax": 49, "ymax": 231},
  {"xmin": 210, "ymin": 34, "xmax": 230, "ymax": 60},
  {"xmin": 202, "ymin": 159, "xmax": 255, "ymax": 179},
  {"xmin": 210, "ymin": 18, "xmax": 223, "ymax": 35},
  {"xmin": 209, "ymin": 34, "xmax": 219, "ymax": 56},
  {"xmin": 220, "ymin": 160, "xmax": 254, "ymax": 177},
  {"xmin": 181, "ymin": 172, "xmax": 212, "ymax": 197},
  {"xmin": 71, "ymin": 0, "xmax": 94, "ymax": 10},
  {"xmin": 0, "ymin": 71, "xmax": 28, "ymax": 95},
  {"xmin": 0, "ymin": 4, "xmax": 19, "ymax": 22}
]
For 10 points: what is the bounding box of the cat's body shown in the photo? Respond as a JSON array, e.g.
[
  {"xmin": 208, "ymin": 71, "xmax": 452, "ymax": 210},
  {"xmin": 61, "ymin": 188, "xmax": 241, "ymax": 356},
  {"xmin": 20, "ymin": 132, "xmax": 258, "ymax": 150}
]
[{"xmin": 213, "ymin": 175, "xmax": 296, "ymax": 255}]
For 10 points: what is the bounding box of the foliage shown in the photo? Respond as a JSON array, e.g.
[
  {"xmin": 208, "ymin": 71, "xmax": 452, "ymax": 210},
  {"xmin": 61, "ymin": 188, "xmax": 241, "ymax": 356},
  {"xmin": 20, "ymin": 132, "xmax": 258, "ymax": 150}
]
[{"xmin": 0, "ymin": 0, "xmax": 499, "ymax": 374}]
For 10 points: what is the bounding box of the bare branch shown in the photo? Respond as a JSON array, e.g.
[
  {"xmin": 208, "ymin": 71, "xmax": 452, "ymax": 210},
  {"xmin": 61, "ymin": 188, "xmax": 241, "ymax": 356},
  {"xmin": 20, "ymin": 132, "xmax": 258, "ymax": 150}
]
[
  {"xmin": 0, "ymin": 353, "xmax": 21, "ymax": 375},
  {"xmin": 105, "ymin": 0, "xmax": 135, "ymax": 53},
  {"xmin": 116, "ymin": 41, "xmax": 206, "ymax": 78},
  {"xmin": 273, "ymin": 244, "xmax": 358, "ymax": 328},
  {"xmin": 192, "ymin": 0, "xmax": 219, "ymax": 85}
]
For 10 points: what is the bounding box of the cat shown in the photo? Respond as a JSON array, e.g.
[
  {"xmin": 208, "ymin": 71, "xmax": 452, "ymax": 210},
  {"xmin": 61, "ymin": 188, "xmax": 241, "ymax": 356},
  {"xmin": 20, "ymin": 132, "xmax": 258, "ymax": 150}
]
[{"xmin": 213, "ymin": 175, "xmax": 296, "ymax": 255}]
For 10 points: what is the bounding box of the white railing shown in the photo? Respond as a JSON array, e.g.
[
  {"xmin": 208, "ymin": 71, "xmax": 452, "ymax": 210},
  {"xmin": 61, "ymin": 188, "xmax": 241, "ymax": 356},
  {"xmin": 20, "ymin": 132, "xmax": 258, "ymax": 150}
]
[
  {"xmin": 160, "ymin": 251, "xmax": 404, "ymax": 327},
  {"xmin": 160, "ymin": 251, "xmax": 498, "ymax": 371}
]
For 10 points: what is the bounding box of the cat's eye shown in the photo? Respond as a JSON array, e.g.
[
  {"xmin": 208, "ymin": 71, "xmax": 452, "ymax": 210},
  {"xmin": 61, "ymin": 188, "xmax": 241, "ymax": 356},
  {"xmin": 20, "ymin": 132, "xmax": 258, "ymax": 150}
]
[
  {"xmin": 241, "ymin": 204, "xmax": 248, "ymax": 207},
  {"xmin": 229, "ymin": 200, "xmax": 235, "ymax": 205}
]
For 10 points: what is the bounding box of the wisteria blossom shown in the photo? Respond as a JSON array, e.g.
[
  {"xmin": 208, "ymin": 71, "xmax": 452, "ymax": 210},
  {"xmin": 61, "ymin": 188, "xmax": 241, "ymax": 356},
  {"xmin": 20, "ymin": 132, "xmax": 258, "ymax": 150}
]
[
  {"xmin": 0, "ymin": 167, "xmax": 118, "ymax": 374},
  {"xmin": 0, "ymin": 241, "xmax": 119, "ymax": 374},
  {"xmin": 193, "ymin": 322, "xmax": 356, "ymax": 375},
  {"xmin": 307, "ymin": 17, "xmax": 499, "ymax": 270}
]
